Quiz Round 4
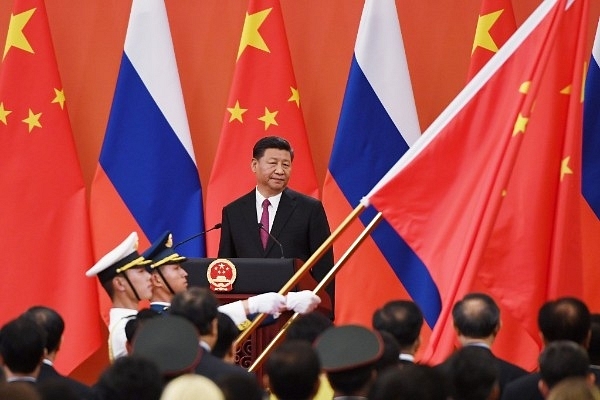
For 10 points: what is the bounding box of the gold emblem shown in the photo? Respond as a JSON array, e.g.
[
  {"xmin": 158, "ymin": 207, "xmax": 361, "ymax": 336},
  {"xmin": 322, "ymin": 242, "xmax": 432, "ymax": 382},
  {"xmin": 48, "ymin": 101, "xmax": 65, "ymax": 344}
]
[{"xmin": 207, "ymin": 258, "xmax": 237, "ymax": 292}]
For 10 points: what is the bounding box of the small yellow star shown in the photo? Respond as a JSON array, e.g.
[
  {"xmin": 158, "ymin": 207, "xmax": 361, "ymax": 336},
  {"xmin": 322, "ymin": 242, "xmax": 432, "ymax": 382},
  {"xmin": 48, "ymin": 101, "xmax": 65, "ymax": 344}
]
[
  {"xmin": 560, "ymin": 156, "xmax": 573, "ymax": 181},
  {"xmin": 258, "ymin": 107, "xmax": 278, "ymax": 130},
  {"xmin": 22, "ymin": 108, "xmax": 42, "ymax": 132},
  {"xmin": 288, "ymin": 87, "xmax": 300, "ymax": 107},
  {"xmin": 3, "ymin": 8, "xmax": 36, "ymax": 60},
  {"xmin": 237, "ymin": 8, "xmax": 272, "ymax": 60},
  {"xmin": 52, "ymin": 88, "xmax": 66, "ymax": 109},
  {"xmin": 472, "ymin": 9, "xmax": 503, "ymax": 54},
  {"xmin": 0, "ymin": 102, "xmax": 12, "ymax": 125},
  {"xmin": 559, "ymin": 85, "xmax": 571, "ymax": 95},
  {"xmin": 227, "ymin": 100, "xmax": 248, "ymax": 123},
  {"xmin": 512, "ymin": 113, "xmax": 528, "ymax": 136},
  {"xmin": 519, "ymin": 81, "xmax": 531, "ymax": 94}
]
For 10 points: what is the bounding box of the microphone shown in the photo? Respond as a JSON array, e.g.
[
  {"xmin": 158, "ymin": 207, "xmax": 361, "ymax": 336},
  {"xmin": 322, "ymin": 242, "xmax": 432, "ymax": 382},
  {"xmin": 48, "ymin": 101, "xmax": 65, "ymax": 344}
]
[
  {"xmin": 174, "ymin": 223, "xmax": 222, "ymax": 248},
  {"xmin": 258, "ymin": 223, "xmax": 285, "ymax": 259}
]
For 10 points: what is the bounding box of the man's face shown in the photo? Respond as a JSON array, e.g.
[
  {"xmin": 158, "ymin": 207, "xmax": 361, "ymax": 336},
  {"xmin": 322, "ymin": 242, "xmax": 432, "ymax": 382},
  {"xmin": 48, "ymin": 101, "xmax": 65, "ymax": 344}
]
[
  {"xmin": 155, "ymin": 263, "xmax": 188, "ymax": 294},
  {"xmin": 124, "ymin": 267, "xmax": 153, "ymax": 300},
  {"xmin": 251, "ymin": 148, "xmax": 292, "ymax": 197}
]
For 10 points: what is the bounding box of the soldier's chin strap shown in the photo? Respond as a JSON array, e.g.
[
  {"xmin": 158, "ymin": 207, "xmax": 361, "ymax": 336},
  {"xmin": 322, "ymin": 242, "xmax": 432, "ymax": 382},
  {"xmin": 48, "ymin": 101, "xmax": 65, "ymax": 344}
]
[
  {"xmin": 122, "ymin": 271, "xmax": 142, "ymax": 302},
  {"xmin": 156, "ymin": 267, "xmax": 176, "ymax": 295}
]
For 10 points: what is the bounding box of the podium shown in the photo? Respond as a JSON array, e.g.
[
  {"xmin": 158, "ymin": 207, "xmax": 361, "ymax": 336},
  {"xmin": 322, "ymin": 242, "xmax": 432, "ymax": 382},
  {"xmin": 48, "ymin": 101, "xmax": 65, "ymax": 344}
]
[{"xmin": 182, "ymin": 258, "xmax": 331, "ymax": 374}]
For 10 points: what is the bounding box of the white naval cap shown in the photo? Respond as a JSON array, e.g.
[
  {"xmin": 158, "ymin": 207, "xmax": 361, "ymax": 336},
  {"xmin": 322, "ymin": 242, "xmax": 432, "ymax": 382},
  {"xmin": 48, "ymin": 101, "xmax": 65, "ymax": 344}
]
[{"xmin": 85, "ymin": 232, "xmax": 151, "ymax": 284}]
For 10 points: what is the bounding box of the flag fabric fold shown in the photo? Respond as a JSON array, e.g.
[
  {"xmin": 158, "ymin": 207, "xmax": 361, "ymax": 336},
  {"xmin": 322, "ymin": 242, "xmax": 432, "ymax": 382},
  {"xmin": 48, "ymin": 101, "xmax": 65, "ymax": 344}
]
[
  {"xmin": 323, "ymin": 0, "xmax": 444, "ymax": 332},
  {"xmin": 89, "ymin": 0, "xmax": 204, "ymax": 316},
  {"xmin": 205, "ymin": 0, "xmax": 318, "ymax": 256},
  {"xmin": 0, "ymin": 0, "xmax": 101, "ymax": 373},
  {"xmin": 582, "ymin": 18, "xmax": 600, "ymax": 312},
  {"xmin": 363, "ymin": 0, "xmax": 587, "ymax": 368}
]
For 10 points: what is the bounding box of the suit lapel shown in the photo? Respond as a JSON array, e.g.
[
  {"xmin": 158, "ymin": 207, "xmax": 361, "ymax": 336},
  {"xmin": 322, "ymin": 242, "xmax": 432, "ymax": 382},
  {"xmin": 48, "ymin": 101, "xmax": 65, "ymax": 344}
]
[
  {"xmin": 270, "ymin": 189, "xmax": 296, "ymax": 244},
  {"xmin": 239, "ymin": 191, "xmax": 264, "ymax": 253}
]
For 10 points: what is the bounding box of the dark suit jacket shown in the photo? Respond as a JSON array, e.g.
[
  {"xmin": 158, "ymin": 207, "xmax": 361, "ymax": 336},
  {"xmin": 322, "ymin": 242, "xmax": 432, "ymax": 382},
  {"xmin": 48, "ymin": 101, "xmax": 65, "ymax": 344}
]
[
  {"xmin": 194, "ymin": 349, "xmax": 251, "ymax": 382},
  {"xmin": 218, "ymin": 188, "xmax": 335, "ymax": 311},
  {"xmin": 38, "ymin": 362, "xmax": 94, "ymax": 400}
]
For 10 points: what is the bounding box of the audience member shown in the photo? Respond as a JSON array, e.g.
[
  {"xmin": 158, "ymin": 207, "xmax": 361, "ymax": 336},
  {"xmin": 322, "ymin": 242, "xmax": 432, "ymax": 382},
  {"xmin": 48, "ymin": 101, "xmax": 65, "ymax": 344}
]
[
  {"xmin": 264, "ymin": 340, "xmax": 320, "ymax": 400},
  {"xmin": 374, "ymin": 330, "xmax": 401, "ymax": 373},
  {"xmin": 369, "ymin": 364, "xmax": 448, "ymax": 400},
  {"xmin": 0, "ymin": 317, "xmax": 46, "ymax": 383},
  {"xmin": 0, "ymin": 381, "xmax": 41, "ymax": 400},
  {"xmin": 314, "ymin": 325, "xmax": 383, "ymax": 399},
  {"xmin": 92, "ymin": 355, "xmax": 163, "ymax": 400},
  {"xmin": 439, "ymin": 345, "xmax": 500, "ymax": 400},
  {"xmin": 547, "ymin": 377, "xmax": 600, "ymax": 400},
  {"xmin": 538, "ymin": 341, "xmax": 595, "ymax": 397},
  {"xmin": 212, "ymin": 312, "xmax": 240, "ymax": 363},
  {"xmin": 502, "ymin": 297, "xmax": 593, "ymax": 400},
  {"xmin": 22, "ymin": 306, "xmax": 94, "ymax": 399},
  {"xmin": 132, "ymin": 315, "xmax": 202, "ymax": 381},
  {"xmin": 85, "ymin": 232, "xmax": 153, "ymax": 361},
  {"xmin": 217, "ymin": 373, "xmax": 265, "ymax": 400},
  {"xmin": 372, "ymin": 300, "xmax": 423, "ymax": 363},
  {"xmin": 170, "ymin": 287, "xmax": 251, "ymax": 382},
  {"xmin": 160, "ymin": 374, "xmax": 224, "ymax": 400},
  {"xmin": 589, "ymin": 314, "xmax": 600, "ymax": 368},
  {"xmin": 124, "ymin": 308, "xmax": 160, "ymax": 354},
  {"xmin": 452, "ymin": 293, "xmax": 527, "ymax": 394}
]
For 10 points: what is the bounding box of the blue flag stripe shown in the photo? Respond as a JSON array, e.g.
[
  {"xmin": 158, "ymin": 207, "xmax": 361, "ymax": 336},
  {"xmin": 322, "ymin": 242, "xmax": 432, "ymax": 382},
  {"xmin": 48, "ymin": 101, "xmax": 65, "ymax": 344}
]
[
  {"xmin": 583, "ymin": 54, "xmax": 600, "ymax": 218},
  {"xmin": 329, "ymin": 57, "xmax": 441, "ymax": 327},
  {"xmin": 100, "ymin": 54, "xmax": 204, "ymax": 256}
]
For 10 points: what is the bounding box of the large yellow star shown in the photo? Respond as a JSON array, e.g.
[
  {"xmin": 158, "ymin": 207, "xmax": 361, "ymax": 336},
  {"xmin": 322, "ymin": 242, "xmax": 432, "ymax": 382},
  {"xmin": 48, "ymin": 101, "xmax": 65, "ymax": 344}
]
[
  {"xmin": 472, "ymin": 9, "xmax": 503, "ymax": 54},
  {"xmin": 0, "ymin": 102, "xmax": 12, "ymax": 125},
  {"xmin": 560, "ymin": 156, "xmax": 573, "ymax": 181},
  {"xmin": 3, "ymin": 8, "xmax": 36, "ymax": 60},
  {"xmin": 512, "ymin": 113, "xmax": 528, "ymax": 136},
  {"xmin": 288, "ymin": 87, "xmax": 300, "ymax": 107},
  {"xmin": 22, "ymin": 108, "xmax": 42, "ymax": 132},
  {"xmin": 258, "ymin": 107, "xmax": 278, "ymax": 130},
  {"xmin": 227, "ymin": 100, "xmax": 247, "ymax": 123},
  {"xmin": 237, "ymin": 8, "xmax": 272, "ymax": 60},
  {"xmin": 52, "ymin": 88, "xmax": 66, "ymax": 109}
]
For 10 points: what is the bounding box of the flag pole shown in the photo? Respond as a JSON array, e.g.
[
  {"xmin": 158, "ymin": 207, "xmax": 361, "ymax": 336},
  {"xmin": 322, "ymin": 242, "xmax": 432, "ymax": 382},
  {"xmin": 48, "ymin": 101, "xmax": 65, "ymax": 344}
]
[
  {"xmin": 247, "ymin": 212, "xmax": 383, "ymax": 372},
  {"xmin": 233, "ymin": 203, "xmax": 366, "ymax": 347}
]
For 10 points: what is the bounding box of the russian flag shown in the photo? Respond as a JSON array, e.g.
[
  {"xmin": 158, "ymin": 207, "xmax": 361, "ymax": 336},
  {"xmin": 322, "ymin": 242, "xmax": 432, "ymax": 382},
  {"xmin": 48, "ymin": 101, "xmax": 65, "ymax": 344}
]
[
  {"xmin": 90, "ymin": 0, "xmax": 204, "ymax": 289},
  {"xmin": 582, "ymin": 18, "xmax": 600, "ymax": 312},
  {"xmin": 322, "ymin": 0, "xmax": 442, "ymax": 331}
]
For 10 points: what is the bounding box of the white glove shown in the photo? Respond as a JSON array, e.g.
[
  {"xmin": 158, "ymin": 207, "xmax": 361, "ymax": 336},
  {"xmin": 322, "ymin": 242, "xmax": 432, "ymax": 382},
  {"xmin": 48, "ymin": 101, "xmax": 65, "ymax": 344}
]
[
  {"xmin": 286, "ymin": 291, "xmax": 321, "ymax": 314},
  {"xmin": 247, "ymin": 292, "xmax": 287, "ymax": 315}
]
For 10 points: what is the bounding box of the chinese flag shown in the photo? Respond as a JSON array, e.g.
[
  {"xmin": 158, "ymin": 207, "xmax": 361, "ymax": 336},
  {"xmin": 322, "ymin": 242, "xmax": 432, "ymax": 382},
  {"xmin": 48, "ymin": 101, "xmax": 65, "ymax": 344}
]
[
  {"xmin": 0, "ymin": 0, "xmax": 101, "ymax": 373},
  {"xmin": 364, "ymin": 0, "xmax": 587, "ymax": 369},
  {"xmin": 205, "ymin": 0, "xmax": 319, "ymax": 256},
  {"xmin": 467, "ymin": 0, "xmax": 516, "ymax": 80}
]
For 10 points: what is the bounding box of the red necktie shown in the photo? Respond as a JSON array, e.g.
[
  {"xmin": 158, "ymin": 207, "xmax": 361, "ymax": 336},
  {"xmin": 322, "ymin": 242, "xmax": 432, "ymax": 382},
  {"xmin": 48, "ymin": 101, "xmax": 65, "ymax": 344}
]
[{"xmin": 260, "ymin": 199, "xmax": 270, "ymax": 249}]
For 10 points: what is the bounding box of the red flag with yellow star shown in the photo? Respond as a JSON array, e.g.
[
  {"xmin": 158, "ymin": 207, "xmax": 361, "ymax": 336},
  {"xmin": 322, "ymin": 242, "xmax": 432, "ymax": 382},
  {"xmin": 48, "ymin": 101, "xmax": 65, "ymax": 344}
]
[
  {"xmin": 0, "ymin": 0, "xmax": 102, "ymax": 373},
  {"xmin": 467, "ymin": 0, "xmax": 516, "ymax": 80},
  {"xmin": 364, "ymin": 0, "xmax": 587, "ymax": 369},
  {"xmin": 205, "ymin": 0, "xmax": 318, "ymax": 255}
]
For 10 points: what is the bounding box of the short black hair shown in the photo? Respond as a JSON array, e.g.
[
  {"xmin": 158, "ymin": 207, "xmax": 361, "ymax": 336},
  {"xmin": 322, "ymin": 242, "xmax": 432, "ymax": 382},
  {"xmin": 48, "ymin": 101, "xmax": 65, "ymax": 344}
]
[
  {"xmin": 170, "ymin": 287, "xmax": 219, "ymax": 335},
  {"xmin": 212, "ymin": 312, "xmax": 240, "ymax": 359},
  {"xmin": 124, "ymin": 308, "xmax": 160, "ymax": 343},
  {"xmin": 452, "ymin": 293, "xmax": 500, "ymax": 338},
  {"xmin": 369, "ymin": 364, "xmax": 448, "ymax": 400},
  {"xmin": 372, "ymin": 300, "xmax": 423, "ymax": 349},
  {"xmin": 252, "ymin": 136, "xmax": 294, "ymax": 161},
  {"xmin": 539, "ymin": 340, "xmax": 590, "ymax": 389},
  {"xmin": 0, "ymin": 317, "xmax": 46, "ymax": 374},
  {"xmin": 265, "ymin": 340, "xmax": 320, "ymax": 400},
  {"xmin": 285, "ymin": 311, "xmax": 333, "ymax": 344},
  {"xmin": 538, "ymin": 297, "xmax": 590, "ymax": 345},
  {"xmin": 442, "ymin": 346, "xmax": 499, "ymax": 400},
  {"xmin": 94, "ymin": 355, "xmax": 163, "ymax": 400},
  {"xmin": 22, "ymin": 306, "xmax": 64, "ymax": 354}
]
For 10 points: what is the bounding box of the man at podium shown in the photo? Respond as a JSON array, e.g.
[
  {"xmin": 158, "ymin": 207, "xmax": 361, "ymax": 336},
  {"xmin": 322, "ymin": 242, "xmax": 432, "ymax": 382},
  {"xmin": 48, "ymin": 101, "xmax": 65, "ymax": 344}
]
[{"xmin": 218, "ymin": 136, "xmax": 335, "ymax": 316}]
